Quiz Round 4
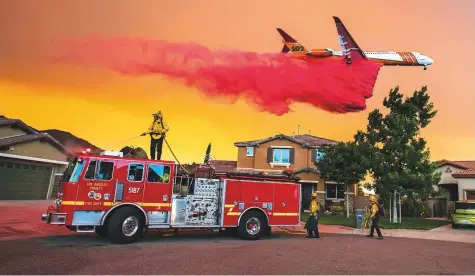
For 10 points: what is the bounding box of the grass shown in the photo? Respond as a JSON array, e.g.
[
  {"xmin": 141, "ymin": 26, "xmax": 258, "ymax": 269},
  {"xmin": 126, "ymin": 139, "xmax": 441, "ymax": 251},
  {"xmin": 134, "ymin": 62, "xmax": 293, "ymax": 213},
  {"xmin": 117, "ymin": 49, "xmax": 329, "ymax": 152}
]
[{"xmin": 300, "ymin": 213, "xmax": 451, "ymax": 230}]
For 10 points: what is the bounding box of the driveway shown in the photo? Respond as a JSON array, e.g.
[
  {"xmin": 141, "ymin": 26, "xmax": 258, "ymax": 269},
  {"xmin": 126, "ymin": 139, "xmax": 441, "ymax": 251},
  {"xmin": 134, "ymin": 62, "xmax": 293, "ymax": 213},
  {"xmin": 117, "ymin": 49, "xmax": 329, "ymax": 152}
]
[{"xmin": 1, "ymin": 200, "xmax": 474, "ymax": 274}]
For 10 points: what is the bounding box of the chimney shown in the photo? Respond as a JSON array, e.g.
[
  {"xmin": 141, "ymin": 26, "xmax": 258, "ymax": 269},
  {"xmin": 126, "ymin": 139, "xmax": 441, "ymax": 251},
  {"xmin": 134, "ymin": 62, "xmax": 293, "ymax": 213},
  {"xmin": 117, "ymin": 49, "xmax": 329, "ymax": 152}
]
[
  {"xmin": 309, "ymin": 130, "xmax": 311, "ymax": 135},
  {"xmin": 292, "ymin": 131, "xmax": 295, "ymax": 137},
  {"xmin": 297, "ymin": 125, "xmax": 300, "ymax": 135}
]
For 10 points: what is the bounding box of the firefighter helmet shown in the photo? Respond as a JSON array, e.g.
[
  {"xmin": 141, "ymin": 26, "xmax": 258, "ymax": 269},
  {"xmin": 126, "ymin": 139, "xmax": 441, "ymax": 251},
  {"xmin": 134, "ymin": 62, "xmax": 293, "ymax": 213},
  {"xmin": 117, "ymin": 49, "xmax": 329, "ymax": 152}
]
[{"xmin": 312, "ymin": 192, "xmax": 318, "ymax": 198}]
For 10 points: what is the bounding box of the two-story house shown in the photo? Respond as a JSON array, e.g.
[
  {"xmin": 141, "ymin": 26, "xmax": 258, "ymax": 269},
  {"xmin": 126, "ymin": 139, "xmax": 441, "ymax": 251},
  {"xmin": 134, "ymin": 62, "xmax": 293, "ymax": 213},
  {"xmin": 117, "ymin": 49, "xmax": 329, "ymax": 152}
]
[{"xmin": 231, "ymin": 133, "xmax": 358, "ymax": 211}]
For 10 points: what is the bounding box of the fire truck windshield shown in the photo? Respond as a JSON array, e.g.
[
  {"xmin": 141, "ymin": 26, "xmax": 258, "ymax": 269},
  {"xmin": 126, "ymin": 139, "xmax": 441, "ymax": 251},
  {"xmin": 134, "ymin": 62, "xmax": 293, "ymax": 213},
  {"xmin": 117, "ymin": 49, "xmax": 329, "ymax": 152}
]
[{"xmin": 61, "ymin": 158, "xmax": 85, "ymax": 183}]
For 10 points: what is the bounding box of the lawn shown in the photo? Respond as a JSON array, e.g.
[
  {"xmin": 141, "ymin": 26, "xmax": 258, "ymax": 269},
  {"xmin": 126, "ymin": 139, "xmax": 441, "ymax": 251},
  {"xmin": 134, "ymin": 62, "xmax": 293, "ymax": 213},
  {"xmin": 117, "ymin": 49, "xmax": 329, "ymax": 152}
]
[{"xmin": 300, "ymin": 213, "xmax": 451, "ymax": 230}]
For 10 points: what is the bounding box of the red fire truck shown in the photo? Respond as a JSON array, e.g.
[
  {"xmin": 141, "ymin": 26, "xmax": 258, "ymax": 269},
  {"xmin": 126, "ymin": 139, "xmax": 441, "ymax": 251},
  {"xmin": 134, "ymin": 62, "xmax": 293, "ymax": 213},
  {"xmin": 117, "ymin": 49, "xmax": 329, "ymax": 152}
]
[{"xmin": 41, "ymin": 150, "xmax": 302, "ymax": 244}]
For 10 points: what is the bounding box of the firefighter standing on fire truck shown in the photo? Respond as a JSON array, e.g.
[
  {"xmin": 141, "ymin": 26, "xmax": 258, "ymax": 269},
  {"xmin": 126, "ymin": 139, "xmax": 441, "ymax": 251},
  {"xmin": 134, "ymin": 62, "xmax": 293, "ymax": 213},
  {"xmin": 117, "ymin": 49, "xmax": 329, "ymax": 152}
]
[
  {"xmin": 141, "ymin": 111, "xmax": 169, "ymax": 160},
  {"xmin": 304, "ymin": 192, "xmax": 320, "ymax": 238}
]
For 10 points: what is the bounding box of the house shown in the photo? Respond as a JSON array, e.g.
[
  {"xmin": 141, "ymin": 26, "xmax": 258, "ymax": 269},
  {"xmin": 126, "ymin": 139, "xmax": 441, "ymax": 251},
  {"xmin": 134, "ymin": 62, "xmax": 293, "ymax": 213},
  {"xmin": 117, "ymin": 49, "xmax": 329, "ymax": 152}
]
[
  {"xmin": 0, "ymin": 116, "xmax": 72, "ymax": 199},
  {"xmin": 232, "ymin": 133, "xmax": 358, "ymax": 211},
  {"xmin": 431, "ymin": 159, "xmax": 475, "ymax": 216}
]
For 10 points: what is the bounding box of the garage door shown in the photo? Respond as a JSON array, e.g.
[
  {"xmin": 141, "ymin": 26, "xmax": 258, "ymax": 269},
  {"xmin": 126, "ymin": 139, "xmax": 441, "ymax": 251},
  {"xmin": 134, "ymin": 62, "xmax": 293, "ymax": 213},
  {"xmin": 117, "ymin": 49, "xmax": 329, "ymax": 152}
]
[{"xmin": 0, "ymin": 159, "xmax": 53, "ymax": 200}]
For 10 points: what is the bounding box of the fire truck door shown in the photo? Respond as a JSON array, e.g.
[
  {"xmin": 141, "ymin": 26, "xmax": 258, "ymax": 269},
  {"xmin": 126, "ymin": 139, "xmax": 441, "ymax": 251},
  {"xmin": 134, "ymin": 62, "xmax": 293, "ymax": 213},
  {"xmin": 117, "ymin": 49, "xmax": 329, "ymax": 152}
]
[
  {"xmin": 120, "ymin": 160, "xmax": 146, "ymax": 203},
  {"xmin": 271, "ymin": 183, "xmax": 300, "ymax": 225},
  {"xmin": 77, "ymin": 158, "xmax": 117, "ymax": 211},
  {"xmin": 141, "ymin": 162, "xmax": 174, "ymax": 214}
]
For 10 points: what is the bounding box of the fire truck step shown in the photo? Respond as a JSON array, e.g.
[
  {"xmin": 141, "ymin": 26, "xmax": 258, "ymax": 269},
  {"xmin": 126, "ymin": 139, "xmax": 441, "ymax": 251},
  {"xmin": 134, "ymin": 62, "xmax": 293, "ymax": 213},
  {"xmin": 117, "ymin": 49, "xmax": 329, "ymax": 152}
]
[
  {"xmin": 76, "ymin": 226, "xmax": 96, "ymax": 233},
  {"xmin": 148, "ymin": 225, "xmax": 172, "ymax": 229}
]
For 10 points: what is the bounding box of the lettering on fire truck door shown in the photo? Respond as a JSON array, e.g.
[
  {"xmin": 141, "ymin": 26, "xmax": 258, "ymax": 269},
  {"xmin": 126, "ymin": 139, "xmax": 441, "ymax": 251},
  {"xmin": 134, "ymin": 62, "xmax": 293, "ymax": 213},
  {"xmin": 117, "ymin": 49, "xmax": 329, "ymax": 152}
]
[
  {"xmin": 271, "ymin": 183, "xmax": 300, "ymax": 225},
  {"xmin": 77, "ymin": 158, "xmax": 116, "ymax": 210},
  {"xmin": 141, "ymin": 162, "xmax": 174, "ymax": 211},
  {"xmin": 120, "ymin": 160, "xmax": 145, "ymax": 203}
]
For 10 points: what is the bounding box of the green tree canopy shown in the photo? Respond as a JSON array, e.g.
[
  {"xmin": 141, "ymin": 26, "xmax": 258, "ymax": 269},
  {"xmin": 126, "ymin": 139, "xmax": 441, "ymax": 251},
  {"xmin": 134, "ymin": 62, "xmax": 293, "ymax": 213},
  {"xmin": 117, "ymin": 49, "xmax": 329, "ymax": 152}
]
[
  {"xmin": 354, "ymin": 86, "xmax": 441, "ymax": 203},
  {"xmin": 317, "ymin": 141, "xmax": 367, "ymax": 217}
]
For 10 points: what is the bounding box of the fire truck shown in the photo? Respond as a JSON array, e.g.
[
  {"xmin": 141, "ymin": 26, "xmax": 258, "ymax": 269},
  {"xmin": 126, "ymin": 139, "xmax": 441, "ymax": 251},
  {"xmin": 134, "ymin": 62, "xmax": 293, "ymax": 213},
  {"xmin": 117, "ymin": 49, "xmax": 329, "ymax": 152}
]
[{"xmin": 41, "ymin": 150, "xmax": 302, "ymax": 244}]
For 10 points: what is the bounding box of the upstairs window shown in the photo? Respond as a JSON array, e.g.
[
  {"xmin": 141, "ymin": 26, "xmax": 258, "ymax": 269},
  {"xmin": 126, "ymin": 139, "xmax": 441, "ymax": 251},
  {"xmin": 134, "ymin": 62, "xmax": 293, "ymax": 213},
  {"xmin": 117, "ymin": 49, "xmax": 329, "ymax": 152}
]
[
  {"xmin": 246, "ymin": 147, "xmax": 254, "ymax": 157},
  {"xmin": 273, "ymin": 148, "xmax": 290, "ymax": 163}
]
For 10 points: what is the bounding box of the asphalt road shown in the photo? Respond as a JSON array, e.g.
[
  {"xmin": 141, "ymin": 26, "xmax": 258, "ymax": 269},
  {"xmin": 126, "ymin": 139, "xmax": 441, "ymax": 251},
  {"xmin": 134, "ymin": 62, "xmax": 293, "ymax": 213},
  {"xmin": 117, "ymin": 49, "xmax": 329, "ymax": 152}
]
[{"xmin": 0, "ymin": 230, "xmax": 474, "ymax": 275}]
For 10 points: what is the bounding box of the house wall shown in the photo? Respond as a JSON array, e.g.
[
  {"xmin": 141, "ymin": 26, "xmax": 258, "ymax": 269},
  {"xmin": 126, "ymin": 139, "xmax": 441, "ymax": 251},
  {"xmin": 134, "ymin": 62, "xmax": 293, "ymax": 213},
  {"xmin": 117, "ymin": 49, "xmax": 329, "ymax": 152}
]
[
  {"xmin": 0, "ymin": 126, "xmax": 27, "ymax": 138},
  {"xmin": 0, "ymin": 140, "xmax": 69, "ymax": 163},
  {"xmin": 237, "ymin": 139, "xmax": 312, "ymax": 171},
  {"xmin": 436, "ymin": 165, "xmax": 465, "ymax": 185},
  {"xmin": 458, "ymin": 178, "xmax": 475, "ymax": 200}
]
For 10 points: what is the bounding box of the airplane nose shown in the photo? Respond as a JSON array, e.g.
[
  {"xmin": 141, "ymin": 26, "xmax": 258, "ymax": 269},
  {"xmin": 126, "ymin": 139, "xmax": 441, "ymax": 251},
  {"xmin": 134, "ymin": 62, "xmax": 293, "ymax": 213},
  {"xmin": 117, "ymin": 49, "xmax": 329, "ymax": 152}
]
[{"xmin": 426, "ymin": 56, "xmax": 434, "ymax": 65}]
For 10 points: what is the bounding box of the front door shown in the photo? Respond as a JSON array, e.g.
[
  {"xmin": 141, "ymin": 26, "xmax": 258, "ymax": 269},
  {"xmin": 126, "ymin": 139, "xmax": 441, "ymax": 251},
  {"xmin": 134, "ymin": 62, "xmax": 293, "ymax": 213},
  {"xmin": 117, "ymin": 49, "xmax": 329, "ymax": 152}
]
[
  {"xmin": 142, "ymin": 162, "xmax": 175, "ymax": 217},
  {"xmin": 301, "ymin": 183, "xmax": 313, "ymax": 211}
]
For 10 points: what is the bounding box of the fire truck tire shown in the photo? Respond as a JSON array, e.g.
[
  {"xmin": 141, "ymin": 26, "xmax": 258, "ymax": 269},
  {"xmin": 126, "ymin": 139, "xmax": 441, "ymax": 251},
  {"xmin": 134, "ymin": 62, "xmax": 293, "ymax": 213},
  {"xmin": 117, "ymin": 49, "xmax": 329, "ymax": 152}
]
[
  {"xmin": 95, "ymin": 226, "xmax": 108, "ymax": 238},
  {"xmin": 237, "ymin": 210, "xmax": 268, "ymax": 240},
  {"xmin": 107, "ymin": 207, "xmax": 145, "ymax": 244}
]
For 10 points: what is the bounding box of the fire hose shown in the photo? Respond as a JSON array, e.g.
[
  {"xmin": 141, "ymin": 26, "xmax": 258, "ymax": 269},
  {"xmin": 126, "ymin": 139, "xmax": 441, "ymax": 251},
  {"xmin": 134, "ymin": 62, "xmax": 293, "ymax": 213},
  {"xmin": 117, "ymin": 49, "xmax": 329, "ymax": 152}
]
[
  {"xmin": 163, "ymin": 137, "xmax": 191, "ymax": 175},
  {"xmin": 361, "ymin": 207, "xmax": 372, "ymax": 230}
]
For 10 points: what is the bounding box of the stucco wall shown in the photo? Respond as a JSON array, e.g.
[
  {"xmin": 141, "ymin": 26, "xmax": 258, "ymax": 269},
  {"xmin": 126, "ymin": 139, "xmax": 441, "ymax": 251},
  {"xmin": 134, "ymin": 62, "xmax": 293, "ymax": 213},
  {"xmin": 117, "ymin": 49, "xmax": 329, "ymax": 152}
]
[
  {"xmin": 0, "ymin": 140, "xmax": 68, "ymax": 162},
  {"xmin": 0, "ymin": 126, "xmax": 27, "ymax": 138},
  {"xmin": 458, "ymin": 178, "xmax": 475, "ymax": 200}
]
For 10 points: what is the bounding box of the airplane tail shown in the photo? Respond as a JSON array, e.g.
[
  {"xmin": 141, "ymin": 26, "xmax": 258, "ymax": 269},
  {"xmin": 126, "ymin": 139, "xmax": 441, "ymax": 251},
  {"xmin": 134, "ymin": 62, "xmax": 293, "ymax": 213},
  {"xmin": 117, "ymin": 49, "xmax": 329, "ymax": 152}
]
[{"xmin": 276, "ymin": 28, "xmax": 307, "ymax": 53}]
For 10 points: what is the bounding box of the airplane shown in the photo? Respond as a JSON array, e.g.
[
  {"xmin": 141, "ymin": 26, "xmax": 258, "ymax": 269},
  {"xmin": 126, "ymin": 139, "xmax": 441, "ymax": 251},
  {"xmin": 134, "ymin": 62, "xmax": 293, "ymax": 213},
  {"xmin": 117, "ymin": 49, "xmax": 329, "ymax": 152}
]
[{"xmin": 277, "ymin": 16, "xmax": 434, "ymax": 70}]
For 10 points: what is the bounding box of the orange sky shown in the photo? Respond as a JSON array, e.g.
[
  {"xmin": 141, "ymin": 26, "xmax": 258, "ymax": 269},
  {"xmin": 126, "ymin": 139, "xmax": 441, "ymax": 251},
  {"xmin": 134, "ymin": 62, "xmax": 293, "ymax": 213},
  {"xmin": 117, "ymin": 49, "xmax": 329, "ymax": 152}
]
[{"xmin": 1, "ymin": 0, "xmax": 474, "ymax": 163}]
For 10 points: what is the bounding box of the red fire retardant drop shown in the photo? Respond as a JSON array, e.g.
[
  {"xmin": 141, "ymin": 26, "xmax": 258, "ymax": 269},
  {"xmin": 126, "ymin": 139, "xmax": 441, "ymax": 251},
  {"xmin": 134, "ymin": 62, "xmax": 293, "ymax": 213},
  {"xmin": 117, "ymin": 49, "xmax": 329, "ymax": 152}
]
[{"xmin": 53, "ymin": 38, "xmax": 382, "ymax": 115}]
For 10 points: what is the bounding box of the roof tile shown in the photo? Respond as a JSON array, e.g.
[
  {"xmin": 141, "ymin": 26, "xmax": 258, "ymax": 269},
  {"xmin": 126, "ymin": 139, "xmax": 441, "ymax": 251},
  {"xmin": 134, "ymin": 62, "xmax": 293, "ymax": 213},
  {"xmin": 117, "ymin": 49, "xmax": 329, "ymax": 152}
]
[{"xmin": 234, "ymin": 133, "xmax": 338, "ymax": 148}]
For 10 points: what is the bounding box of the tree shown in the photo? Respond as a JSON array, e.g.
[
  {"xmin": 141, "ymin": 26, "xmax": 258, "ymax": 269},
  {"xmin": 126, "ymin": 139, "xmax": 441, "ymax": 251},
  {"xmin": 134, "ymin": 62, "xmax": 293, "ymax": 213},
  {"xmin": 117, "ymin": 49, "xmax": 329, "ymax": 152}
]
[
  {"xmin": 317, "ymin": 141, "xmax": 367, "ymax": 218},
  {"xmin": 354, "ymin": 86, "xmax": 441, "ymax": 221}
]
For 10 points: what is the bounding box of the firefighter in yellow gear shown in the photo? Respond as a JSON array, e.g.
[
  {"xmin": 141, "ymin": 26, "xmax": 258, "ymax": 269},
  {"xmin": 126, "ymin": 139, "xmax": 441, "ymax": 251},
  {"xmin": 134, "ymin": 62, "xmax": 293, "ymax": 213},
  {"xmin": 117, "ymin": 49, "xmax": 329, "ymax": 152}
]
[
  {"xmin": 304, "ymin": 192, "xmax": 320, "ymax": 238},
  {"xmin": 141, "ymin": 111, "xmax": 169, "ymax": 160},
  {"xmin": 367, "ymin": 195, "xmax": 383, "ymax": 239}
]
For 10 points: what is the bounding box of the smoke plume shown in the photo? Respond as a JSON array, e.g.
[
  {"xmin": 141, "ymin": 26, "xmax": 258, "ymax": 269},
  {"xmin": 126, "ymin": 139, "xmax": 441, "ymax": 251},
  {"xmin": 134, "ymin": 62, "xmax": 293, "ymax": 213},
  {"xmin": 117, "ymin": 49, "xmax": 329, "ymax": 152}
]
[{"xmin": 53, "ymin": 38, "xmax": 382, "ymax": 115}]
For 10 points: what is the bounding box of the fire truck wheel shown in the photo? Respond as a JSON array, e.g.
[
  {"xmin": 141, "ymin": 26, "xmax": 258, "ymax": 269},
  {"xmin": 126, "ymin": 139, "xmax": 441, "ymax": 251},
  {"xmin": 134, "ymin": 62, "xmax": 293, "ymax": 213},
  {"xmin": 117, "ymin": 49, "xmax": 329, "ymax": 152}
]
[
  {"xmin": 95, "ymin": 226, "xmax": 108, "ymax": 238},
  {"xmin": 107, "ymin": 207, "xmax": 145, "ymax": 244},
  {"xmin": 237, "ymin": 210, "xmax": 268, "ymax": 240}
]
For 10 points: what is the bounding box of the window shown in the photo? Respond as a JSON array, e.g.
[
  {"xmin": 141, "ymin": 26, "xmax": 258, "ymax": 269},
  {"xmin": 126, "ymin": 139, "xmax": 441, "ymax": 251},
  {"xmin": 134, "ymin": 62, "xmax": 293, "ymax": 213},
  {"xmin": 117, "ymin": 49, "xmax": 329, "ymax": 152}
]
[
  {"xmin": 68, "ymin": 158, "xmax": 85, "ymax": 183},
  {"xmin": 326, "ymin": 183, "xmax": 345, "ymax": 199},
  {"xmin": 84, "ymin": 160, "xmax": 114, "ymax": 181},
  {"xmin": 246, "ymin": 147, "xmax": 254, "ymax": 157},
  {"xmin": 312, "ymin": 149, "xmax": 325, "ymax": 162},
  {"xmin": 273, "ymin": 148, "xmax": 290, "ymax": 163},
  {"xmin": 128, "ymin": 163, "xmax": 144, "ymax": 182},
  {"xmin": 147, "ymin": 164, "xmax": 171, "ymax": 183}
]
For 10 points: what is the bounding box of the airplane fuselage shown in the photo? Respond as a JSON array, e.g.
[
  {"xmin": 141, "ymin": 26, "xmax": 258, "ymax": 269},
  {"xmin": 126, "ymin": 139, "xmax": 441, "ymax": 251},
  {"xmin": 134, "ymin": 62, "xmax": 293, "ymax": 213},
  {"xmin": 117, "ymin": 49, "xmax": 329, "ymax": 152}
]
[
  {"xmin": 277, "ymin": 17, "xmax": 433, "ymax": 70},
  {"xmin": 288, "ymin": 48, "xmax": 433, "ymax": 68}
]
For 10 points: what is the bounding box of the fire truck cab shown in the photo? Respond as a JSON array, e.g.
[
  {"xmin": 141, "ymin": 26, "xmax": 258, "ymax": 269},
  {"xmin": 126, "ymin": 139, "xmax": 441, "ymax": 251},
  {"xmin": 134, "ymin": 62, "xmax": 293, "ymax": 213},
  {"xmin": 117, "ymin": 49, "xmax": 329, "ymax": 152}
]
[{"xmin": 42, "ymin": 151, "xmax": 301, "ymax": 244}]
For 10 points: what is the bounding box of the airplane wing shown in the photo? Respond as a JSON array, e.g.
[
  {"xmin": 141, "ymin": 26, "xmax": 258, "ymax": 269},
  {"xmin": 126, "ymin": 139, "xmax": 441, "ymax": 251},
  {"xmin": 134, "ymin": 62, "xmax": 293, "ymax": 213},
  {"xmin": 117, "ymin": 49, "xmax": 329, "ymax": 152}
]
[{"xmin": 333, "ymin": 16, "xmax": 367, "ymax": 64}]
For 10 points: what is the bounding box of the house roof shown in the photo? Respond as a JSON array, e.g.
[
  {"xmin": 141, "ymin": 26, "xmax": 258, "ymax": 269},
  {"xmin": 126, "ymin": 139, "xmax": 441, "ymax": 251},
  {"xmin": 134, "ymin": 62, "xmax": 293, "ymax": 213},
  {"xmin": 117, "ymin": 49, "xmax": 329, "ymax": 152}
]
[
  {"xmin": 293, "ymin": 167, "xmax": 321, "ymax": 174},
  {"xmin": 436, "ymin": 159, "xmax": 475, "ymax": 170},
  {"xmin": 209, "ymin": 160, "xmax": 237, "ymax": 174},
  {"xmin": 234, "ymin": 134, "xmax": 339, "ymax": 148},
  {"xmin": 0, "ymin": 133, "xmax": 72, "ymax": 156},
  {"xmin": 0, "ymin": 117, "xmax": 38, "ymax": 134},
  {"xmin": 452, "ymin": 169, "xmax": 475, "ymax": 178}
]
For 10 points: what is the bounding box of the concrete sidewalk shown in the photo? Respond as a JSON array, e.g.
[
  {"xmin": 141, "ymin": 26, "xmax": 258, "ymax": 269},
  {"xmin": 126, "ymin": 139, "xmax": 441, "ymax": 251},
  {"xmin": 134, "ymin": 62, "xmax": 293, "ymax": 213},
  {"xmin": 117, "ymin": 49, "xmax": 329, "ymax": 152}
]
[{"xmin": 277, "ymin": 221, "xmax": 475, "ymax": 244}]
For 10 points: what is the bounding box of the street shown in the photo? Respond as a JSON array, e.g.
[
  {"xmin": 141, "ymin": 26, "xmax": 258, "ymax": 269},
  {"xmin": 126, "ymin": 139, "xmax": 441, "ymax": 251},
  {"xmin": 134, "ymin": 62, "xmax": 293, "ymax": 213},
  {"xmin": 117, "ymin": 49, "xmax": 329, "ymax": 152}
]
[{"xmin": 0, "ymin": 230, "xmax": 474, "ymax": 274}]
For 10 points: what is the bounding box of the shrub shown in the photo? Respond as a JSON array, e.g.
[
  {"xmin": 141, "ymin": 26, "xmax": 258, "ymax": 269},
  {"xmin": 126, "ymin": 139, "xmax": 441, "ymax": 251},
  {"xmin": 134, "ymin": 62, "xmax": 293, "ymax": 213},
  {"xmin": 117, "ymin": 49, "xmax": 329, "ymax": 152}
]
[
  {"xmin": 401, "ymin": 197, "xmax": 430, "ymax": 218},
  {"xmin": 330, "ymin": 205, "xmax": 344, "ymax": 213}
]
